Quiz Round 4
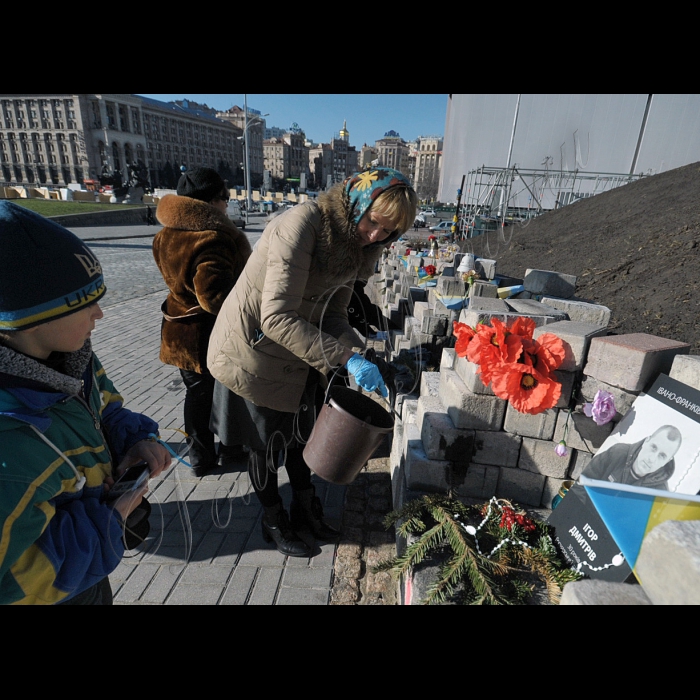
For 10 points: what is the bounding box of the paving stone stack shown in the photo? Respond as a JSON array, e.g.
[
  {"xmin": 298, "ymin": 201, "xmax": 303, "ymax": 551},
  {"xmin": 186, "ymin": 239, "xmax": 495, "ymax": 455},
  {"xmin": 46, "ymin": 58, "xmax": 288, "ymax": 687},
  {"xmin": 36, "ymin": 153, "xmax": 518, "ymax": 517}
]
[{"xmin": 365, "ymin": 251, "xmax": 698, "ymax": 604}]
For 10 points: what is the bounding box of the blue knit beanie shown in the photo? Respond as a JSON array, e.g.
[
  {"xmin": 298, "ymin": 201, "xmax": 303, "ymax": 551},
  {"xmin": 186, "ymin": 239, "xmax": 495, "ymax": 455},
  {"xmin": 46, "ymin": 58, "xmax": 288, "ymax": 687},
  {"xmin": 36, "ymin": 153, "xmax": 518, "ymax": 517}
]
[{"xmin": 0, "ymin": 202, "xmax": 106, "ymax": 331}]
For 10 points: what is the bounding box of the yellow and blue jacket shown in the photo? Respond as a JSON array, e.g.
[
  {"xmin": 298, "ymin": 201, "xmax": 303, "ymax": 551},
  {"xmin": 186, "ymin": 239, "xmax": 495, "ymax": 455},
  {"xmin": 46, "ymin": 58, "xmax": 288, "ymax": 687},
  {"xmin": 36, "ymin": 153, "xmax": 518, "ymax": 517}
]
[{"xmin": 0, "ymin": 340, "xmax": 158, "ymax": 605}]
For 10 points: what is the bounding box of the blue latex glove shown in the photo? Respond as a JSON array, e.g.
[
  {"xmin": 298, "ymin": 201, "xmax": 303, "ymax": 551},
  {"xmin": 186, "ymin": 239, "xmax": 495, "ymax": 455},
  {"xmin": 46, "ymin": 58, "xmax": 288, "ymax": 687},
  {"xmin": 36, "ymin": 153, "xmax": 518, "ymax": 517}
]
[{"xmin": 345, "ymin": 353, "xmax": 388, "ymax": 397}]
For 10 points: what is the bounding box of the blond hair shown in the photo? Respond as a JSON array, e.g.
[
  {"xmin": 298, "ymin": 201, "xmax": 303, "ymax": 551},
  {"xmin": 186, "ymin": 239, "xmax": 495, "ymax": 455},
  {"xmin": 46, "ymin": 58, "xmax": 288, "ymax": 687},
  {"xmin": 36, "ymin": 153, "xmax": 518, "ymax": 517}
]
[{"xmin": 369, "ymin": 185, "xmax": 418, "ymax": 235}]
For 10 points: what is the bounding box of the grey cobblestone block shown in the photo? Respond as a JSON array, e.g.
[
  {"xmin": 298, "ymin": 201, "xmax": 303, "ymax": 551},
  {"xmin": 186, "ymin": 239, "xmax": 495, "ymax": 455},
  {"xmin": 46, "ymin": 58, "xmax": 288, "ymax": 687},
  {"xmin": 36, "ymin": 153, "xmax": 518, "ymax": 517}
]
[
  {"xmin": 420, "ymin": 371, "xmax": 440, "ymax": 397},
  {"xmin": 412, "ymin": 300, "xmax": 430, "ymax": 321},
  {"xmin": 636, "ymin": 520, "xmax": 700, "ymax": 605},
  {"xmin": 553, "ymin": 409, "xmax": 614, "ymax": 452},
  {"xmin": 503, "ymin": 404, "xmax": 558, "ymax": 440},
  {"xmin": 453, "ymin": 463, "xmax": 500, "ymax": 500},
  {"xmin": 533, "ymin": 320, "xmax": 609, "ymax": 371},
  {"xmin": 568, "ymin": 448, "xmax": 593, "ymax": 480},
  {"xmin": 469, "ymin": 280, "xmax": 499, "ymax": 298},
  {"xmin": 219, "ymin": 566, "xmax": 260, "ymax": 605},
  {"xmin": 541, "ymin": 296, "xmax": 611, "ymax": 327},
  {"xmin": 460, "ymin": 308, "xmax": 556, "ymax": 331},
  {"xmin": 166, "ymin": 582, "xmax": 226, "ymax": 605},
  {"xmin": 669, "ymin": 354, "xmax": 700, "ymax": 391},
  {"xmin": 247, "ymin": 567, "xmax": 285, "ymax": 605},
  {"xmin": 560, "ymin": 579, "xmax": 652, "ymax": 605},
  {"xmin": 439, "ymin": 367, "xmax": 507, "ymax": 430},
  {"xmin": 281, "ymin": 565, "xmax": 334, "ymax": 590},
  {"xmin": 463, "ymin": 297, "xmax": 509, "ymax": 314},
  {"xmin": 441, "ymin": 347, "xmax": 456, "ymax": 370},
  {"xmin": 437, "ymin": 276, "xmax": 466, "ymax": 297},
  {"xmin": 401, "ymin": 398, "xmax": 419, "ymax": 424},
  {"xmin": 472, "ymin": 429, "xmax": 522, "ymax": 467},
  {"xmin": 506, "ymin": 298, "xmax": 569, "ymax": 323},
  {"xmin": 402, "ymin": 423, "xmax": 452, "ymax": 492},
  {"xmin": 454, "ymin": 354, "xmax": 495, "ymax": 395},
  {"xmin": 410, "ymin": 331, "xmax": 434, "ymax": 349},
  {"xmin": 584, "ymin": 333, "xmax": 691, "ymax": 392},
  {"xmin": 523, "ymin": 269, "xmax": 577, "ymax": 298},
  {"xmin": 276, "ymin": 586, "xmax": 331, "ymax": 605},
  {"xmin": 518, "ymin": 437, "xmax": 571, "ymax": 479},
  {"xmin": 496, "ymin": 466, "xmax": 546, "ymax": 507},
  {"xmin": 416, "ymin": 395, "xmax": 475, "ymax": 463},
  {"xmin": 421, "ymin": 314, "xmax": 448, "ymax": 336},
  {"xmin": 403, "ymin": 315, "xmax": 420, "ymax": 339}
]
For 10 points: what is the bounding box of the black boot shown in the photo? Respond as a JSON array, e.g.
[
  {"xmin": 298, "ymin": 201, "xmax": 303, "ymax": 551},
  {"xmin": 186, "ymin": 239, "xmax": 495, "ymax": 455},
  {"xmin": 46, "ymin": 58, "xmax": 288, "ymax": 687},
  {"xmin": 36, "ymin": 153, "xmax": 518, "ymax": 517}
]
[
  {"xmin": 261, "ymin": 503, "xmax": 312, "ymax": 558},
  {"xmin": 290, "ymin": 488, "xmax": 341, "ymax": 542}
]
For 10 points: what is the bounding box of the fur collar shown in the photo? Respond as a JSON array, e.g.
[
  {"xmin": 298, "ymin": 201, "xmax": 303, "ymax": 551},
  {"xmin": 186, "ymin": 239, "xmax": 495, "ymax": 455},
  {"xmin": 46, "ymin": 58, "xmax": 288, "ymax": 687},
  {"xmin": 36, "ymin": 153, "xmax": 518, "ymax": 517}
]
[
  {"xmin": 0, "ymin": 339, "xmax": 91, "ymax": 395},
  {"xmin": 156, "ymin": 194, "xmax": 241, "ymax": 234},
  {"xmin": 314, "ymin": 185, "xmax": 399, "ymax": 283}
]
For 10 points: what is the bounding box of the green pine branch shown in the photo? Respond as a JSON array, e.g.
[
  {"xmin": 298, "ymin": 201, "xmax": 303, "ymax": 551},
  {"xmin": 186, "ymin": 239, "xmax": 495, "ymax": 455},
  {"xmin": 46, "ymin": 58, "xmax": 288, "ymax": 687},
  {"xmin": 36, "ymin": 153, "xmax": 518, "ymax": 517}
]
[{"xmin": 375, "ymin": 494, "xmax": 582, "ymax": 605}]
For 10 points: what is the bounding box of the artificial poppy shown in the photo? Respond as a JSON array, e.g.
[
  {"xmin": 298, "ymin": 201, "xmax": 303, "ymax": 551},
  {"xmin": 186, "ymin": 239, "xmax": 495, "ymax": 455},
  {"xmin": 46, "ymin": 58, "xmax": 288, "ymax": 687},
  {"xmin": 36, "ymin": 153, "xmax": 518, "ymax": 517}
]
[
  {"xmin": 490, "ymin": 362, "xmax": 562, "ymax": 414},
  {"xmin": 520, "ymin": 333, "xmax": 566, "ymax": 374},
  {"xmin": 467, "ymin": 318, "xmax": 523, "ymax": 385},
  {"xmin": 508, "ymin": 316, "xmax": 536, "ymax": 339},
  {"xmin": 453, "ymin": 321, "xmax": 476, "ymax": 358}
]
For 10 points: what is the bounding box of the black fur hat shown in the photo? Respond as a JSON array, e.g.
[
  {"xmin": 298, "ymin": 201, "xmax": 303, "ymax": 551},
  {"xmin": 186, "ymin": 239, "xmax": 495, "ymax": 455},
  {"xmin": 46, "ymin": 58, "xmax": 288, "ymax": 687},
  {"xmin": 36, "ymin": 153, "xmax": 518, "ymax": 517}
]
[{"xmin": 176, "ymin": 167, "xmax": 226, "ymax": 202}]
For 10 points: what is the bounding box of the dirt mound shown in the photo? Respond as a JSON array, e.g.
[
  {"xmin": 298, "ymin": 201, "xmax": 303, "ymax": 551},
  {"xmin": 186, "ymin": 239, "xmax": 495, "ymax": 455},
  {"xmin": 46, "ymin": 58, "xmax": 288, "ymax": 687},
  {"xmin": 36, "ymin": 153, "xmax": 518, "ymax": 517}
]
[{"xmin": 466, "ymin": 161, "xmax": 700, "ymax": 353}]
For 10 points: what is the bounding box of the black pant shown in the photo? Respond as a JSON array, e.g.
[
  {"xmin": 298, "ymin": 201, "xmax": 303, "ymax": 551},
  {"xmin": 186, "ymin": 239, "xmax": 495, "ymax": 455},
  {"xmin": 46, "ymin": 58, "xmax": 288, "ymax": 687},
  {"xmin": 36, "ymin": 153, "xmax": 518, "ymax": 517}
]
[
  {"xmin": 180, "ymin": 368, "xmax": 217, "ymax": 467},
  {"xmin": 249, "ymin": 445, "xmax": 313, "ymax": 508}
]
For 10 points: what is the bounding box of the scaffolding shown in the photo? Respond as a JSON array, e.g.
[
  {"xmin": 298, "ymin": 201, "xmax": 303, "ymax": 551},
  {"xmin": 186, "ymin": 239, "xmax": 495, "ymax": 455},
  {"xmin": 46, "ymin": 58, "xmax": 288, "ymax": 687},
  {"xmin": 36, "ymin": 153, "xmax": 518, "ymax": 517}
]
[{"xmin": 452, "ymin": 165, "xmax": 647, "ymax": 257}]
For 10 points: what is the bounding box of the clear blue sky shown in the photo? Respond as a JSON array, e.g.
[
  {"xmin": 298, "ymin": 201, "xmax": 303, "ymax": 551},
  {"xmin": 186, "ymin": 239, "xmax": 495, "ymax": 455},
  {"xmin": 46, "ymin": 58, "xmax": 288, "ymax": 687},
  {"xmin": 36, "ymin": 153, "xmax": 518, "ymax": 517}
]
[{"xmin": 137, "ymin": 94, "xmax": 448, "ymax": 148}]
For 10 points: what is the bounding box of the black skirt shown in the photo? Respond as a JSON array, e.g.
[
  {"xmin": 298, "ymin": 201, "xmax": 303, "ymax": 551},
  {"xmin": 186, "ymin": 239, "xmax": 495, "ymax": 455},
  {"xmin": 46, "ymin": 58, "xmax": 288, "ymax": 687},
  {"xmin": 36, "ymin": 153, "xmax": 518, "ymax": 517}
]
[{"xmin": 210, "ymin": 370, "xmax": 321, "ymax": 453}]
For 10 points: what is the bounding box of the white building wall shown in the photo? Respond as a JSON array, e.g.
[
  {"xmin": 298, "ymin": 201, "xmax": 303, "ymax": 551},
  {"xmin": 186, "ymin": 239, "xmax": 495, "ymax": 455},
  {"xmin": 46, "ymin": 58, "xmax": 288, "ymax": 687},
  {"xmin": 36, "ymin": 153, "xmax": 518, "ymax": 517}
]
[{"xmin": 439, "ymin": 94, "xmax": 700, "ymax": 207}]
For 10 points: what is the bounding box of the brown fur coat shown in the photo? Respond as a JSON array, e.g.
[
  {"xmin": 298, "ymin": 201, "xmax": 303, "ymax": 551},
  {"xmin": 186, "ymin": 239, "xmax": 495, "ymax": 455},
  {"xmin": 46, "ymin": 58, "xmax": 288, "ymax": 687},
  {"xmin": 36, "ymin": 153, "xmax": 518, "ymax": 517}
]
[{"xmin": 153, "ymin": 194, "xmax": 252, "ymax": 373}]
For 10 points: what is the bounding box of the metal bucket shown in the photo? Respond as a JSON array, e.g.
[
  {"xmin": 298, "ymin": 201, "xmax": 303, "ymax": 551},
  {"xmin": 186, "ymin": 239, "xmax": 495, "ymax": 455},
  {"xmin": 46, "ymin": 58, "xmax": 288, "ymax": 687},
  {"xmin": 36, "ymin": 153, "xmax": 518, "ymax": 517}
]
[{"xmin": 303, "ymin": 386, "xmax": 394, "ymax": 485}]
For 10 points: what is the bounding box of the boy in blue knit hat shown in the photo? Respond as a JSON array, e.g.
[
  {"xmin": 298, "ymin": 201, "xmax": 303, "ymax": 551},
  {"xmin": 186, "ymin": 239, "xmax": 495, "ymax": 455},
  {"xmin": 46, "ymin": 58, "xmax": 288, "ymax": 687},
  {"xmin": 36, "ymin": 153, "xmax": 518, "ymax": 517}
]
[{"xmin": 0, "ymin": 201, "xmax": 171, "ymax": 605}]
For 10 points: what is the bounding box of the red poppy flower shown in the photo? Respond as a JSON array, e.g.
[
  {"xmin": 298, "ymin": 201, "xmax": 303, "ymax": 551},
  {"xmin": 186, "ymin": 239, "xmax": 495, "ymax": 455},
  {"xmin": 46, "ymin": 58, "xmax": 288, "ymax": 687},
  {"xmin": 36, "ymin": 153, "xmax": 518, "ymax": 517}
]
[
  {"xmin": 490, "ymin": 362, "xmax": 561, "ymax": 414},
  {"xmin": 453, "ymin": 321, "xmax": 476, "ymax": 357},
  {"xmin": 520, "ymin": 333, "xmax": 566, "ymax": 374},
  {"xmin": 467, "ymin": 318, "xmax": 523, "ymax": 385},
  {"xmin": 508, "ymin": 316, "xmax": 536, "ymax": 339}
]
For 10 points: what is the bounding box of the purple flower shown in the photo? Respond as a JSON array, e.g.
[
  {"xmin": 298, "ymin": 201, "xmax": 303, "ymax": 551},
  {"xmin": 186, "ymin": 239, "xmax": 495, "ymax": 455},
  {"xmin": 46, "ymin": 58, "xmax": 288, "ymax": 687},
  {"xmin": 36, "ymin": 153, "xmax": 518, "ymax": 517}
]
[
  {"xmin": 555, "ymin": 441, "xmax": 569, "ymax": 457},
  {"xmin": 583, "ymin": 389, "xmax": 616, "ymax": 426}
]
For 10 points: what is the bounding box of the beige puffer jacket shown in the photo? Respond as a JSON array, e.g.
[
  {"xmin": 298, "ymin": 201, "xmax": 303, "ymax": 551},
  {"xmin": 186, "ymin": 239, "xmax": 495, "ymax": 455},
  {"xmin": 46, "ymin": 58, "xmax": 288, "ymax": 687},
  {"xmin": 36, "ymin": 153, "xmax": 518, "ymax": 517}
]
[{"xmin": 207, "ymin": 191, "xmax": 389, "ymax": 413}]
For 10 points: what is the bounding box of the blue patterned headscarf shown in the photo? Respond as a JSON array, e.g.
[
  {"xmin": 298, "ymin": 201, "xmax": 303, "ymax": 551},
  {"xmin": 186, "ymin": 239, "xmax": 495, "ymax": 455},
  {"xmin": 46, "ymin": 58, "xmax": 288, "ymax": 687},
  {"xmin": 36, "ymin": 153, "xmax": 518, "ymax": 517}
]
[{"xmin": 344, "ymin": 167, "xmax": 412, "ymax": 225}]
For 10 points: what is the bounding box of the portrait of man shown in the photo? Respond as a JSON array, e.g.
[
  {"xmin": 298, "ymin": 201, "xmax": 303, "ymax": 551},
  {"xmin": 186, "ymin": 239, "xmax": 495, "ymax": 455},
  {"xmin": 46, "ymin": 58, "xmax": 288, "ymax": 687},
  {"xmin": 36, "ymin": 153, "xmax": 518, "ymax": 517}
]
[{"xmin": 583, "ymin": 425, "xmax": 682, "ymax": 491}]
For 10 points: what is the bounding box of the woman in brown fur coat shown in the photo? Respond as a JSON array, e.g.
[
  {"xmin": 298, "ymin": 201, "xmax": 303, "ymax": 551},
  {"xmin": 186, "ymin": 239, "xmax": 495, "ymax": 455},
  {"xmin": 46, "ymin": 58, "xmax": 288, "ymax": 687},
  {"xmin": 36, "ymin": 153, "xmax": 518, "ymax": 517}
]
[
  {"xmin": 208, "ymin": 168, "xmax": 417, "ymax": 556},
  {"xmin": 153, "ymin": 168, "xmax": 252, "ymax": 476}
]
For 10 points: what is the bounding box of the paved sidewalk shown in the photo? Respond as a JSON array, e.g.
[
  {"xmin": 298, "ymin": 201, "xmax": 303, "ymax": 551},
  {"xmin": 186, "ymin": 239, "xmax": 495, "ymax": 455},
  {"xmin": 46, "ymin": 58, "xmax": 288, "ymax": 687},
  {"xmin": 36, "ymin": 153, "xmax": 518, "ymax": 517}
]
[
  {"xmin": 92, "ymin": 291, "xmax": 353, "ymax": 605},
  {"xmin": 78, "ymin": 217, "xmax": 399, "ymax": 605}
]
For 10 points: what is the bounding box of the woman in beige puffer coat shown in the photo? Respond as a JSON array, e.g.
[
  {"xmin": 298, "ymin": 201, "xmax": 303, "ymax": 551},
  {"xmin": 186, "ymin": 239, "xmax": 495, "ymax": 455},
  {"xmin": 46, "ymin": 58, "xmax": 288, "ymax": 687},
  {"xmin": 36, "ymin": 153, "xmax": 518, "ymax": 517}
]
[{"xmin": 208, "ymin": 168, "xmax": 417, "ymax": 556}]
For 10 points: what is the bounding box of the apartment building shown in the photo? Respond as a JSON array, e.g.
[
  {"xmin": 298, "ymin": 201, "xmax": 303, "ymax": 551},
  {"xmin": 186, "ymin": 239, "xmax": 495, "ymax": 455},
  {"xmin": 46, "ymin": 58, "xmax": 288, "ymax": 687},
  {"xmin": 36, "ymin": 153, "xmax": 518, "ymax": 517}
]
[{"xmin": 0, "ymin": 94, "xmax": 243, "ymax": 189}]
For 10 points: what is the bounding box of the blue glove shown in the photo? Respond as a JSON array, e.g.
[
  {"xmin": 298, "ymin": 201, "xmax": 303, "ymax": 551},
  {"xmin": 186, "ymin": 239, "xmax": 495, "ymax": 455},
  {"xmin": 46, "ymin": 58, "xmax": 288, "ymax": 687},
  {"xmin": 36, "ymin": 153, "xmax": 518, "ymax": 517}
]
[{"xmin": 345, "ymin": 353, "xmax": 388, "ymax": 397}]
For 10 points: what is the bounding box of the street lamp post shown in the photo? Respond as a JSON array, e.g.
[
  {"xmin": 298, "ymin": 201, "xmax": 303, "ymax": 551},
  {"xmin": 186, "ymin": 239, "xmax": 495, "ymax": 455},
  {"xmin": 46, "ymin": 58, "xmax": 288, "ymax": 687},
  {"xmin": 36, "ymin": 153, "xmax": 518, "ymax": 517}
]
[{"xmin": 241, "ymin": 94, "xmax": 269, "ymax": 223}]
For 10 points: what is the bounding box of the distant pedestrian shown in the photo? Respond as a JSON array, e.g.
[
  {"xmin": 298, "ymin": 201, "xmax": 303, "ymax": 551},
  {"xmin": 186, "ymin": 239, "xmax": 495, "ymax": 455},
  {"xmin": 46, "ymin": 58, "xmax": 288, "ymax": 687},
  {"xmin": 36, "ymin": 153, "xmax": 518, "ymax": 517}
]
[{"xmin": 153, "ymin": 168, "xmax": 252, "ymax": 477}]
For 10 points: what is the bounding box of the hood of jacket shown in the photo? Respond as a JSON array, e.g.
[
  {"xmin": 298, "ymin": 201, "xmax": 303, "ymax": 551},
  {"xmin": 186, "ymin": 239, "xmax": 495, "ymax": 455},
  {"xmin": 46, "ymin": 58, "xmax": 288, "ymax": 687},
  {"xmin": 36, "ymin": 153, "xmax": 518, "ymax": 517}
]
[
  {"xmin": 156, "ymin": 193, "xmax": 243, "ymax": 236},
  {"xmin": 0, "ymin": 339, "xmax": 91, "ymax": 431}
]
